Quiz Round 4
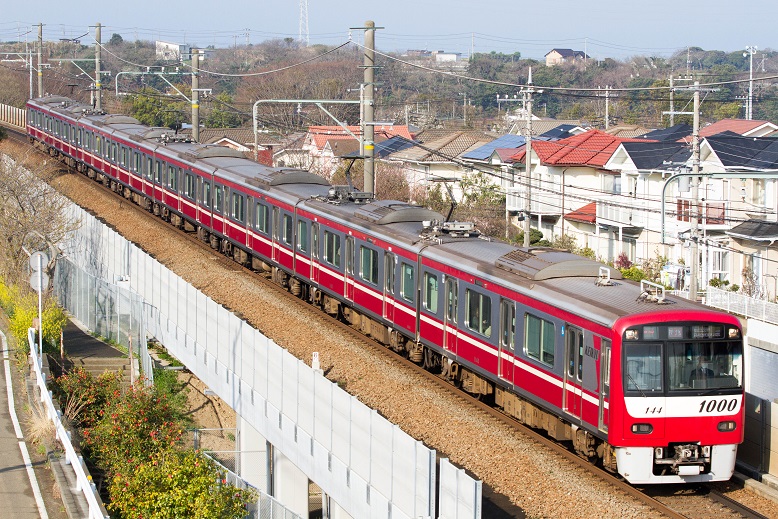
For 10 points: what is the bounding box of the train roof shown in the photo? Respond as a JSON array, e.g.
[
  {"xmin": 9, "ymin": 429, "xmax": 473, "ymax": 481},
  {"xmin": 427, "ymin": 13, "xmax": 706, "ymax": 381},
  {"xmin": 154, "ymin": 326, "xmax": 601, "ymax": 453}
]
[{"xmin": 424, "ymin": 236, "xmax": 705, "ymax": 327}]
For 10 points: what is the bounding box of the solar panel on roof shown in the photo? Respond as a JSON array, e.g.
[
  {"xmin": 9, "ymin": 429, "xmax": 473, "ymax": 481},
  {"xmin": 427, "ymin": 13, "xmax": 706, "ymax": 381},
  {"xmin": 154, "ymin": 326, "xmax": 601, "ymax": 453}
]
[{"xmin": 461, "ymin": 134, "xmax": 525, "ymax": 160}]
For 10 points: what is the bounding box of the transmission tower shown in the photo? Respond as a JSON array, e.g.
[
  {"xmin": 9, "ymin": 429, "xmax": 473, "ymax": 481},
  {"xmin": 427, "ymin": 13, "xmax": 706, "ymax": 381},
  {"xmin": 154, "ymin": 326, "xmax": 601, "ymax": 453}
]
[{"xmin": 299, "ymin": 0, "xmax": 309, "ymax": 46}]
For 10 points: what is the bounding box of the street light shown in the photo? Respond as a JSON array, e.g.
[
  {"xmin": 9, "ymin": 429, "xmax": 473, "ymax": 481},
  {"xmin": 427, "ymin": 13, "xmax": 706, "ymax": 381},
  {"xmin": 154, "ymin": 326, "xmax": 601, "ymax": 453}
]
[{"xmin": 744, "ymin": 46, "xmax": 757, "ymax": 120}]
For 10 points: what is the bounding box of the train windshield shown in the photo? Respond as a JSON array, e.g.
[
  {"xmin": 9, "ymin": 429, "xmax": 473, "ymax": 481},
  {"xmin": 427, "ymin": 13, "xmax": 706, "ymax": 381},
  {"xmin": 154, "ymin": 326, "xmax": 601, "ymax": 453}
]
[{"xmin": 623, "ymin": 323, "xmax": 743, "ymax": 394}]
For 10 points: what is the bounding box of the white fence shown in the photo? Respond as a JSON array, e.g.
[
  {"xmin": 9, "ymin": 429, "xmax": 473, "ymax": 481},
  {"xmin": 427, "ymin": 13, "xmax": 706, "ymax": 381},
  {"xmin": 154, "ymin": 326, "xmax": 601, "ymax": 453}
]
[
  {"xmin": 58, "ymin": 204, "xmax": 482, "ymax": 519},
  {"xmin": 706, "ymin": 286, "xmax": 778, "ymax": 324},
  {"xmin": 25, "ymin": 328, "xmax": 110, "ymax": 519},
  {"xmin": 0, "ymin": 102, "xmax": 26, "ymax": 130}
]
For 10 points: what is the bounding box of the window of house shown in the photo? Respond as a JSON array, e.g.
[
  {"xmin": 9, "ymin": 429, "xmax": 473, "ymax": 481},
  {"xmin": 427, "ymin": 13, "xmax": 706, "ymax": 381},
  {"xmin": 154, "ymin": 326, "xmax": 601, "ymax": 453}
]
[{"xmin": 466, "ymin": 289, "xmax": 491, "ymax": 337}]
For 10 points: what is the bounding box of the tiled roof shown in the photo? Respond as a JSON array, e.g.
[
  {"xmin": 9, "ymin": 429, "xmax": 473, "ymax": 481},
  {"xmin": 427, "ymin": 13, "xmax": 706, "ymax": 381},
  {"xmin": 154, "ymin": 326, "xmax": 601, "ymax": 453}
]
[
  {"xmin": 564, "ymin": 202, "xmax": 596, "ymax": 224},
  {"xmin": 307, "ymin": 125, "xmax": 414, "ymax": 150},
  {"xmin": 461, "ymin": 134, "xmax": 525, "ymax": 160},
  {"xmin": 605, "ymin": 125, "xmax": 652, "ymax": 138},
  {"xmin": 510, "ymin": 119, "xmax": 584, "ymax": 136},
  {"xmin": 727, "ymin": 220, "xmax": 778, "ymax": 241},
  {"xmin": 181, "ymin": 128, "xmax": 269, "ymax": 146},
  {"xmin": 342, "ymin": 135, "xmax": 416, "ymax": 159},
  {"xmin": 511, "ymin": 129, "xmax": 653, "ymax": 167},
  {"xmin": 389, "ymin": 131, "xmax": 494, "ymax": 162},
  {"xmin": 699, "ymin": 119, "xmax": 777, "ymax": 138}
]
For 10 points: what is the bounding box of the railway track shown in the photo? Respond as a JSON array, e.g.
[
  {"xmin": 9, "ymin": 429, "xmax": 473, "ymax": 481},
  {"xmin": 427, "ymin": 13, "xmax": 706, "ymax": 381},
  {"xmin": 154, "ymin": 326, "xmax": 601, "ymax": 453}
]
[{"xmin": 4, "ymin": 126, "xmax": 776, "ymax": 518}]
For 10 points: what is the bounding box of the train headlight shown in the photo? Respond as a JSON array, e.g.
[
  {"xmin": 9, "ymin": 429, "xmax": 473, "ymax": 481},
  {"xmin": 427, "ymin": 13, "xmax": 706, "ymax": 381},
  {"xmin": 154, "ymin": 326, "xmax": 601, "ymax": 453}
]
[
  {"xmin": 625, "ymin": 329, "xmax": 639, "ymax": 340},
  {"xmin": 631, "ymin": 423, "xmax": 653, "ymax": 434},
  {"xmin": 728, "ymin": 328, "xmax": 741, "ymax": 339},
  {"xmin": 717, "ymin": 421, "xmax": 737, "ymax": 432},
  {"xmin": 654, "ymin": 447, "xmax": 663, "ymax": 459}
]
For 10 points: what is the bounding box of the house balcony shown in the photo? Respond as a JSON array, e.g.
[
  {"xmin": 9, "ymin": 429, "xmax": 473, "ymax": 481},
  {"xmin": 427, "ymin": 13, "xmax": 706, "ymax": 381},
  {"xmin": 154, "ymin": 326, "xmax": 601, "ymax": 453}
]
[
  {"xmin": 505, "ymin": 187, "xmax": 562, "ymax": 216},
  {"xmin": 673, "ymin": 199, "xmax": 731, "ymax": 231},
  {"xmin": 596, "ymin": 196, "xmax": 649, "ymax": 229}
]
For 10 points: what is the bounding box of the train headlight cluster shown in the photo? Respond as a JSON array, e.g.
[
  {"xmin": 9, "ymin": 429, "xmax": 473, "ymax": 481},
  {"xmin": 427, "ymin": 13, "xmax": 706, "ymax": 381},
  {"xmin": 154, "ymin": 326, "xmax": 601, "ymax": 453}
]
[
  {"xmin": 717, "ymin": 421, "xmax": 737, "ymax": 432},
  {"xmin": 625, "ymin": 329, "xmax": 639, "ymax": 340},
  {"xmin": 631, "ymin": 423, "xmax": 653, "ymax": 434},
  {"xmin": 728, "ymin": 327, "xmax": 741, "ymax": 339}
]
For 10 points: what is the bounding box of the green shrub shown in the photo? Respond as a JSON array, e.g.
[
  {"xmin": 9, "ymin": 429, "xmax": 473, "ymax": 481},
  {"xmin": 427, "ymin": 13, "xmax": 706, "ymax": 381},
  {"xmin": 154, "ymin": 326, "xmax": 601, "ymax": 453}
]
[{"xmin": 108, "ymin": 450, "xmax": 256, "ymax": 518}]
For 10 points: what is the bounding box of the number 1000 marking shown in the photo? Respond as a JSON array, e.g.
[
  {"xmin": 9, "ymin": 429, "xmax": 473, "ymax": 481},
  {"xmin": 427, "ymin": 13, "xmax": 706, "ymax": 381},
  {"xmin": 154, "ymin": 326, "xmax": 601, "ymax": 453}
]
[{"xmin": 699, "ymin": 399, "xmax": 738, "ymax": 414}]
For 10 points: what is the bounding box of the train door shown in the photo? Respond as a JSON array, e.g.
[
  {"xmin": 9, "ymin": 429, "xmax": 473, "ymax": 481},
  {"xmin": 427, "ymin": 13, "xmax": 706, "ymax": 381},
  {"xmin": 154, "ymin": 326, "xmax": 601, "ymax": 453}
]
[
  {"xmin": 272, "ymin": 207, "xmax": 280, "ymax": 263},
  {"xmin": 382, "ymin": 252, "xmax": 396, "ymax": 321},
  {"xmin": 563, "ymin": 325, "xmax": 584, "ymax": 420},
  {"xmin": 498, "ymin": 299, "xmax": 516, "ymax": 383},
  {"xmin": 344, "ymin": 236, "xmax": 355, "ymax": 301},
  {"xmin": 311, "ymin": 222, "xmax": 320, "ymax": 284},
  {"xmin": 442, "ymin": 277, "xmax": 458, "ymax": 356},
  {"xmin": 598, "ymin": 339, "xmax": 611, "ymax": 432}
]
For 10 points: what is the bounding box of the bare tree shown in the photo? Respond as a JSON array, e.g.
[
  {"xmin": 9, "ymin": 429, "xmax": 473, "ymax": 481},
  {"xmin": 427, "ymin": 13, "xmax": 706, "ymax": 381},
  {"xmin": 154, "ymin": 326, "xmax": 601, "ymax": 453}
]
[{"xmin": 0, "ymin": 142, "xmax": 79, "ymax": 286}]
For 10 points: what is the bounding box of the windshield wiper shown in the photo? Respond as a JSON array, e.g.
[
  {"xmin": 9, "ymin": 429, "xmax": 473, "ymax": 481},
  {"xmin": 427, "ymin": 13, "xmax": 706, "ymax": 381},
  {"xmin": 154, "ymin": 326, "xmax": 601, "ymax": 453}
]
[{"xmin": 628, "ymin": 373, "xmax": 647, "ymax": 397}]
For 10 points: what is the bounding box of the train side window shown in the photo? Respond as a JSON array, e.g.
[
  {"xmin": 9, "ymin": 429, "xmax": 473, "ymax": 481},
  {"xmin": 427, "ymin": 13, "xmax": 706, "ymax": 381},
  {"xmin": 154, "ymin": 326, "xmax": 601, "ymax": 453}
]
[
  {"xmin": 96, "ymin": 136, "xmax": 101, "ymax": 155},
  {"xmin": 567, "ymin": 326, "xmax": 584, "ymax": 381},
  {"xmin": 145, "ymin": 157, "xmax": 153, "ymax": 179},
  {"xmin": 466, "ymin": 289, "xmax": 491, "ymax": 338},
  {"xmin": 254, "ymin": 203, "xmax": 269, "ymax": 233},
  {"xmin": 445, "ymin": 278, "xmax": 457, "ymax": 324},
  {"xmin": 214, "ymin": 185, "xmax": 224, "ymax": 213},
  {"xmin": 202, "ymin": 182, "xmax": 212, "ymax": 209},
  {"xmin": 134, "ymin": 152, "xmax": 142, "ymax": 174},
  {"xmin": 77, "ymin": 128, "xmax": 82, "ymax": 145},
  {"xmin": 400, "ymin": 263, "xmax": 415, "ymax": 303},
  {"xmin": 231, "ymin": 192, "xmax": 245, "ymax": 223},
  {"xmin": 311, "ymin": 222, "xmax": 319, "ymax": 259},
  {"xmin": 154, "ymin": 161, "xmax": 162, "ymax": 183},
  {"xmin": 360, "ymin": 246, "xmax": 379, "ymax": 285},
  {"xmin": 121, "ymin": 147, "xmax": 127, "ymax": 167},
  {"xmin": 111, "ymin": 143, "xmax": 117, "ymax": 162},
  {"xmin": 525, "ymin": 313, "xmax": 555, "ymax": 366},
  {"xmin": 324, "ymin": 231, "xmax": 341, "ymax": 268},
  {"xmin": 297, "ymin": 220, "xmax": 308, "ymax": 253},
  {"xmin": 423, "ymin": 272, "xmax": 439, "ymax": 313},
  {"xmin": 500, "ymin": 299, "xmax": 516, "ymax": 351},
  {"xmin": 384, "ymin": 253, "xmax": 395, "ymax": 295},
  {"xmin": 281, "ymin": 214, "xmax": 293, "ymax": 245}
]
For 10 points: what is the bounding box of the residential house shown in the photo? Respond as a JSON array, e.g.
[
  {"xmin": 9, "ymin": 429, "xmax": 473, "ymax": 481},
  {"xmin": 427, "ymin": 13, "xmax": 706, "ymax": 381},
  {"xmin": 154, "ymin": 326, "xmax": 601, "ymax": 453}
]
[
  {"xmin": 544, "ymin": 49, "xmax": 589, "ymax": 67},
  {"xmin": 384, "ymin": 129, "xmax": 495, "ymax": 201},
  {"xmin": 507, "ymin": 129, "xmax": 654, "ymax": 257},
  {"xmin": 460, "ymin": 134, "xmax": 526, "ymax": 190},
  {"xmin": 303, "ymin": 125, "xmax": 414, "ymax": 178}
]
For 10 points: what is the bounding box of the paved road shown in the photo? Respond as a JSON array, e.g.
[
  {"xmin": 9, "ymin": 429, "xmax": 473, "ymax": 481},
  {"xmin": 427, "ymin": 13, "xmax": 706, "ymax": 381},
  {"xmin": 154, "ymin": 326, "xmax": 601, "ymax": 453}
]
[{"xmin": 0, "ymin": 331, "xmax": 48, "ymax": 518}]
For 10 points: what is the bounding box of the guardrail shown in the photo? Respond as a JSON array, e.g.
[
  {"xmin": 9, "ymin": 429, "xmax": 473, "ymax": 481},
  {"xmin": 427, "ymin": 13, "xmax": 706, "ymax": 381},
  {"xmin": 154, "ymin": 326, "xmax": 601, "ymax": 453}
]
[
  {"xmin": 27, "ymin": 328, "xmax": 109, "ymax": 519},
  {"xmin": 0, "ymin": 102, "xmax": 26, "ymax": 130}
]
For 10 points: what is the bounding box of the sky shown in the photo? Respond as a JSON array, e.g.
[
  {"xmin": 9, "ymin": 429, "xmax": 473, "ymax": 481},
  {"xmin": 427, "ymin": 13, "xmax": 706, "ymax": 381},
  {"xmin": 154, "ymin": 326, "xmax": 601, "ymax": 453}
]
[{"xmin": 1, "ymin": 0, "xmax": 775, "ymax": 61}]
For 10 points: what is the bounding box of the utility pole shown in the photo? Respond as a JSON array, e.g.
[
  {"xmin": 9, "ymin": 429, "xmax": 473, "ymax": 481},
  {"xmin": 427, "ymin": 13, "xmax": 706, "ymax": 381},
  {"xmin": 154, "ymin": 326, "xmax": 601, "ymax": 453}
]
[
  {"xmin": 605, "ymin": 85, "xmax": 610, "ymax": 130},
  {"xmin": 689, "ymin": 81, "xmax": 701, "ymax": 300},
  {"xmin": 521, "ymin": 67, "xmax": 540, "ymax": 248},
  {"xmin": 669, "ymin": 76, "xmax": 674, "ymax": 126},
  {"xmin": 95, "ymin": 23, "xmax": 102, "ymax": 111},
  {"xmin": 744, "ymin": 45, "xmax": 757, "ymax": 120},
  {"xmin": 37, "ymin": 23, "xmax": 43, "ymax": 97},
  {"xmin": 362, "ymin": 21, "xmax": 376, "ymax": 195},
  {"xmin": 191, "ymin": 49, "xmax": 200, "ymax": 142}
]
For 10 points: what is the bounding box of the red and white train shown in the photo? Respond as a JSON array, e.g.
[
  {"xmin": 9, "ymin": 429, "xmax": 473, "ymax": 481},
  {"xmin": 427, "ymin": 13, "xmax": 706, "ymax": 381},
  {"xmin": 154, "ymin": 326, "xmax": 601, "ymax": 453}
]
[{"xmin": 26, "ymin": 95, "xmax": 745, "ymax": 484}]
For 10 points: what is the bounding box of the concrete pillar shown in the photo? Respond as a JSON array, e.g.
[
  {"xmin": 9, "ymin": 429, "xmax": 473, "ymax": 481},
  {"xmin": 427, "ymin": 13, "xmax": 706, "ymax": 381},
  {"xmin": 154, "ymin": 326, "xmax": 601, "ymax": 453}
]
[
  {"xmin": 273, "ymin": 449, "xmax": 309, "ymax": 518},
  {"xmin": 326, "ymin": 496, "xmax": 355, "ymax": 519},
  {"xmin": 237, "ymin": 416, "xmax": 269, "ymax": 492}
]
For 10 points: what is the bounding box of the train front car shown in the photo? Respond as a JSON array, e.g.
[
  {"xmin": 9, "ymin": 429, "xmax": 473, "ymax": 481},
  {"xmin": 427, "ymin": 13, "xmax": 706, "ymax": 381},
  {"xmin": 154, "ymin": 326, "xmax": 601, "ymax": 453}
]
[{"xmin": 609, "ymin": 311, "xmax": 744, "ymax": 483}]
